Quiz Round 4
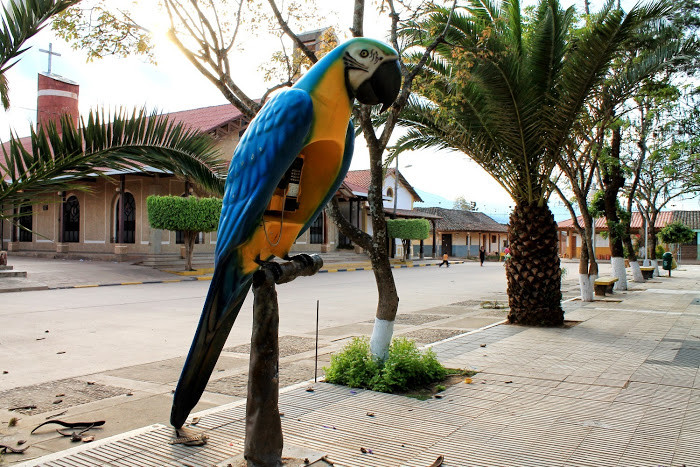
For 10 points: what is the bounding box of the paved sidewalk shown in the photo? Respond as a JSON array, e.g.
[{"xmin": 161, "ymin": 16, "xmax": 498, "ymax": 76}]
[{"xmin": 8, "ymin": 266, "xmax": 699, "ymax": 466}]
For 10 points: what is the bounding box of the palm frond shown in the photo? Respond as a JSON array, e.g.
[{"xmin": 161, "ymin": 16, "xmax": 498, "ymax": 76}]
[
  {"xmin": 0, "ymin": 0, "xmax": 78, "ymax": 109},
  {"xmin": 0, "ymin": 108, "xmax": 227, "ymax": 209}
]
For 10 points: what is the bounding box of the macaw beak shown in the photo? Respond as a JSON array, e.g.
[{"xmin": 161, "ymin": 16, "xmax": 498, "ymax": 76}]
[{"xmin": 355, "ymin": 59, "xmax": 401, "ymax": 113}]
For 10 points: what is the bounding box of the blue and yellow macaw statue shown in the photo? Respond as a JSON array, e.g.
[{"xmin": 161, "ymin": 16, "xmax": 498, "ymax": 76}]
[{"xmin": 171, "ymin": 38, "xmax": 401, "ymax": 428}]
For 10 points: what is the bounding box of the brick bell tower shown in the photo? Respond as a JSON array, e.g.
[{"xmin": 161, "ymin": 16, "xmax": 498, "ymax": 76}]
[{"xmin": 37, "ymin": 72, "xmax": 79, "ymax": 132}]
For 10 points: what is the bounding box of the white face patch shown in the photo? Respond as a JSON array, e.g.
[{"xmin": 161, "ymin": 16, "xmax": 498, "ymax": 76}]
[{"xmin": 343, "ymin": 43, "xmax": 399, "ymax": 92}]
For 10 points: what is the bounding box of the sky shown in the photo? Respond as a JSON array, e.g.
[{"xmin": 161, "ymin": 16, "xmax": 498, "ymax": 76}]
[{"xmin": 1, "ymin": 0, "xmax": 697, "ymax": 222}]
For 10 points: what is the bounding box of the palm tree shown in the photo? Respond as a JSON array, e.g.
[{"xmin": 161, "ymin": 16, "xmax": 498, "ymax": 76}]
[
  {"xmin": 1, "ymin": 109, "xmax": 226, "ymax": 212},
  {"xmin": 1, "ymin": 0, "xmax": 79, "ymax": 109},
  {"xmin": 395, "ymin": 0, "xmax": 675, "ymax": 325},
  {"xmin": 0, "ymin": 0, "xmax": 227, "ymax": 218}
]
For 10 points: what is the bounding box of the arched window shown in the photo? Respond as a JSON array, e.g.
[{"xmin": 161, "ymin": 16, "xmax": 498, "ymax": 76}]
[
  {"xmin": 386, "ymin": 187, "xmax": 393, "ymax": 198},
  {"xmin": 18, "ymin": 204, "xmax": 32, "ymax": 242},
  {"xmin": 113, "ymin": 192, "xmax": 136, "ymax": 243},
  {"xmin": 309, "ymin": 213, "xmax": 324, "ymax": 244},
  {"xmin": 63, "ymin": 196, "xmax": 79, "ymax": 243}
]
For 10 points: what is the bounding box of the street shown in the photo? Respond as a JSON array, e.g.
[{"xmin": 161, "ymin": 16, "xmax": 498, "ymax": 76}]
[{"xmin": 1, "ymin": 261, "xmax": 510, "ymax": 392}]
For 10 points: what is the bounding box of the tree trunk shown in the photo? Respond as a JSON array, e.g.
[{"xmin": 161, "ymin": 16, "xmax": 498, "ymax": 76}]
[
  {"xmin": 602, "ymin": 127, "xmax": 627, "ymax": 291},
  {"xmin": 649, "ymin": 211, "xmax": 660, "ymax": 276},
  {"xmin": 184, "ymin": 230, "xmax": 196, "ymax": 271},
  {"xmin": 578, "ymin": 209, "xmax": 598, "ymax": 301},
  {"xmin": 506, "ymin": 202, "xmax": 563, "ymax": 326},
  {"xmin": 623, "ymin": 223, "xmax": 644, "ymax": 282}
]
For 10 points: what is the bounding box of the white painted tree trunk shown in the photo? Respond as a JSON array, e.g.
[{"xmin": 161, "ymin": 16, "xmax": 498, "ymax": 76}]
[
  {"xmin": 370, "ymin": 318, "xmax": 394, "ymax": 361},
  {"xmin": 652, "ymin": 259, "xmax": 660, "ymax": 277},
  {"xmin": 579, "ymin": 274, "xmax": 595, "ymax": 302},
  {"xmin": 611, "ymin": 257, "xmax": 627, "ymax": 291},
  {"xmin": 630, "ymin": 261, "xmax": 644, "ymax": 282}
]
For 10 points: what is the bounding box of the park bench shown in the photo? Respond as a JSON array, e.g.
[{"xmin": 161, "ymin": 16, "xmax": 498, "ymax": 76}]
[
  {"xmin": 594, "ymin": 276, "xmax": 618, "ymax": 297},
  {"xmin": 640, "ymin": 266, "xmax": 655, "ymax": 280}
]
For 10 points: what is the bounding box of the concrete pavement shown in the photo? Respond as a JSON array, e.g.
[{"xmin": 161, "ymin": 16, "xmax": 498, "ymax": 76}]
[{"xmin": 0, "ymin": 258, "xmax": 698, "ymax": 466}]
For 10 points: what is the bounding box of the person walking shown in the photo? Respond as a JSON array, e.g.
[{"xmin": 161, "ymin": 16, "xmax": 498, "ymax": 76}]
[
  {"xmin": 438, "ymin": 252, "xmax": 450, "ymax": 267},
  {"xmin": 479, "ymin": 245, "xmax": 486, "ymax": 267}
]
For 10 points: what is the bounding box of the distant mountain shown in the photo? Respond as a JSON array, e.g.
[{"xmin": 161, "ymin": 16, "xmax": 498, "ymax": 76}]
[{"xmin": 414, "ymin": 188, "xmax": 453, "ymax": 208}]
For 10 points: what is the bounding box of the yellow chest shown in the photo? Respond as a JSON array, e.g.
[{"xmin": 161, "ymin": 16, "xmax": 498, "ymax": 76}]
[{"xmin": 237, "ymin": 63, "xmax": 353, "ymax": 273}]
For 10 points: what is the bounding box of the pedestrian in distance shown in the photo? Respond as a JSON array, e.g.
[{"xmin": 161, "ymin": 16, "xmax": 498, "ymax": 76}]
[
  {"xmin": 479, "ymin": 246, "xmax": 486, "ymax": 267},
  {"xmin": 439, "ymin": 252, "xmax": 450, "ymax": 267}
]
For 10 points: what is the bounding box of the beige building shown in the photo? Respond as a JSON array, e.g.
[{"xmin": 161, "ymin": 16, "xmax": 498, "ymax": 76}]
[
  {"xmin": 0, "ymin": 74, "xmax": 378, "ymax": 260},
  {"xmin": 414, "ymin": 207, "xmax": 509, "ymax": 258}
]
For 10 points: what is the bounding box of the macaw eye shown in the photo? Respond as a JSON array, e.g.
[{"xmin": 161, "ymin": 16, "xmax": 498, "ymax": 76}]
[{"xmin": 359, "ymin": 49, "xmax": 369, "ymax": 58}]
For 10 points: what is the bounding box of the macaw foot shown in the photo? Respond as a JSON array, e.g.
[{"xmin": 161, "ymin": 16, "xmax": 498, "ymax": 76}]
[
  {"xmin": 283, "ymin": 253, "xmax": 315, "ymax": 268},
  {"xmin": 254, "ymin": 255, "xmax": 284, "ymax": 282}
]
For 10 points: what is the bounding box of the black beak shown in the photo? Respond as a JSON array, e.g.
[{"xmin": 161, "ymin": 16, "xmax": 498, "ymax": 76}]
[{"xmin": 355, "ymin": 59, "xmax": 401, "ymax": 113}]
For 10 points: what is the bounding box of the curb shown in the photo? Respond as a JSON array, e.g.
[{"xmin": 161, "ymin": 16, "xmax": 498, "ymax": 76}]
[
  {"xmin": 319, "ymin": 260, "xmax": 464, "ymax": 273},
  {"xmin": 49, "ymin": 277, "xmax": 199, "ymax": 290},
  {"xmin": 1, "ymin": 260, "xmax": 468, "ymax": 292}
]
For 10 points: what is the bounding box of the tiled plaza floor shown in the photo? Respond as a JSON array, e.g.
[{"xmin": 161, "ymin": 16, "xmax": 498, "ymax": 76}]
[{"xmin": 17, "ymin": 267, "xmax": 700, "ymax": 466}]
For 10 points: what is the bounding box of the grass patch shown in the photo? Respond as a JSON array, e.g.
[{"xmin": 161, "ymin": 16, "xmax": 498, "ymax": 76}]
[{"xmin": 325, "ymin": 337, "xmax": 477, "ymax": 397}]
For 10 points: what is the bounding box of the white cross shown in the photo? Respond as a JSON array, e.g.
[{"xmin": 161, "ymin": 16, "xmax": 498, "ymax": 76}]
[{"xmin": 39, "ymin": 43, "xmax": 61, "ymax": 74}]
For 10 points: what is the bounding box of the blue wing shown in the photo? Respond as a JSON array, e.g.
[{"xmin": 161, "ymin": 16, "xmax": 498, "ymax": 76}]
[
  {"xmin": 170, "ymin": 89, "xmax": 313, "ymax": 428},
  {"xmin": 298, "ymin": 121, "xmax": 355, "ymax": 237},
  {"xmin": 216, "ymin": 89, "xmax": 314, "ymax": 264}
]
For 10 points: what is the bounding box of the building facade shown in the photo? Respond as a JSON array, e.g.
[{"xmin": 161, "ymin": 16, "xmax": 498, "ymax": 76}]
[{"xmin": 414, "ymin": 207, "xmax": 508, "ymax": 258}]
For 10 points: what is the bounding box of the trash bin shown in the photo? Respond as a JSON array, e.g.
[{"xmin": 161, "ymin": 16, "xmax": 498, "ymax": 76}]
[{"xmin": 662, "ymin": 252, "xmax": 673, "ymax": 276}]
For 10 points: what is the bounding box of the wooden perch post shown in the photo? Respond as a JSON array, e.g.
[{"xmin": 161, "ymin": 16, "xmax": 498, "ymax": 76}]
[{"xmin": 244, "ymin": 254, "xmax": 323, "ymax": 467}]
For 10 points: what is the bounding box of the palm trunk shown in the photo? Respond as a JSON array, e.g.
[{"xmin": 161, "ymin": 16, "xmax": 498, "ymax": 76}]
[{"xmin": 506, "ymin": 202, "xmax": 563, "ymax": 326}]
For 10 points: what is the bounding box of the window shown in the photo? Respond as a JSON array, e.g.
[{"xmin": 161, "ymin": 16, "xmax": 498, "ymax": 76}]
[
  {"xmin": 386, "ymin": 187, "xmax": 393, "ymax": 198},
  {"xmin": 491, "ymin": 234, "xmax": 496, "ymax": 243},
  {"xmin": 114, "ymin": 192, "xmax": 136, "ymax": 243},
  {"xmin": 63, "ymin": 196, "xmax": 80, "ymax": 243},
  {"xmin": 310, "ymin": 214, "xmax": 324, "ymax": 244},
  {"xmin": 18, "ymin": 204, "xmax": 32, "ymax": 242}
]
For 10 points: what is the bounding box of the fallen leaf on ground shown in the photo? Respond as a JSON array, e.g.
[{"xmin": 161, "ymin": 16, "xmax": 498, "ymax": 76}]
[
  {"xmin": 305, "ymin": 386, "xmax": 314, "ymax": 392},
  {"xmin": 9, "ymin": 405, "xmax": 36, "ymax": 411},
  {"xmin": 82, "ymin": 436, "xmax": 95, "ymax": 443},
  {"xmin": 53, "ymin": 399, "xmax": 63, "ymax": 404},
  {"xmin": 366, "ymin": 412, "xmax": 375, "ymax": 417},
  {"xmin": 86, "ymin": 382, "xmax": 95, "ymax": 385},
  {"xmin": 190, "ymin": 417, "xmax": 200, "ymax": 425},
  {"xmin": 56, "ymin": 393, "xmax": 65, "ymax": 397},
  {"xmin": 427, "ymin": 455, "xmax": 444, "ymax": 467},
  {"xmin": 56, "ymin": 351, "xmax": 66, "ymax": 355},
  {"xmin": 480, "ymin": 344, "xmax": 486, "ymax": 347},
  {"xmin": 464, "ymin": 378, "xmax": 473, "ymax": 384}
]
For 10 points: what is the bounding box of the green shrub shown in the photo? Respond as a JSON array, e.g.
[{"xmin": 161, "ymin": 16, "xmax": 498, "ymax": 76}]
[
  {"xmin": 655, "ymin": 245, "xmax": 666, "ymax": 259},
  {"xmin": 386, "ymin": 218, "xmax": 430, "ymax": 240},
  {"xmin": 324, "ymin": 337, "xmax": 447, "ymax": 393},
  {"xmin": 147, "ymin": 195, "xmax": 222, "ymax": 232}
]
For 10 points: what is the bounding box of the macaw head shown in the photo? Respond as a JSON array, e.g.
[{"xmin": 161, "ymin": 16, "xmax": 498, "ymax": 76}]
[{"xmin": 342, "ymin": 38, "xmax": 401, "ymax": 112}]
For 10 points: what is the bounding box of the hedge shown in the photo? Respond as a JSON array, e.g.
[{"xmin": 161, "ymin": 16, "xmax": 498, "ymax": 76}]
[
  {"xmin": 386, "ymin": 218, "xmax": 430, "ymax": 240},
  {"xmin": 147, "ymin": 195, "xmax": 222, "ymax": 232}
]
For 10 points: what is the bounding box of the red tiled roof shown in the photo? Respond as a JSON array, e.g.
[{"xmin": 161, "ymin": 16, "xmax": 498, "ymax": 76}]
[
  {"xmin": 672, "ymin": 211, "xmax": 700, "ymax": 230},
  {"xmin": 387, "ymin": 207, "xmax": 442, "ymax": 220},
  {"xmin": 1, "ymin": 104, "xmax": 246, "ymax": 179},
  {"xmin": 343, "ymin": 169, "xmax": 422, "ymax": 202},
  {"xmin": 163, "ymin": 104, "xmax": 246, "ymax": 133},
  {"xmin": 558, "ymin": 211, "xmax": 674, "ymax": 229},
  {"xmin": 416, "ymin": 207, "xmax": 508, "ymax": 232},
  {"xmin": 344, "ymin": 169, "xmax": 371, "ymax": 195}
]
